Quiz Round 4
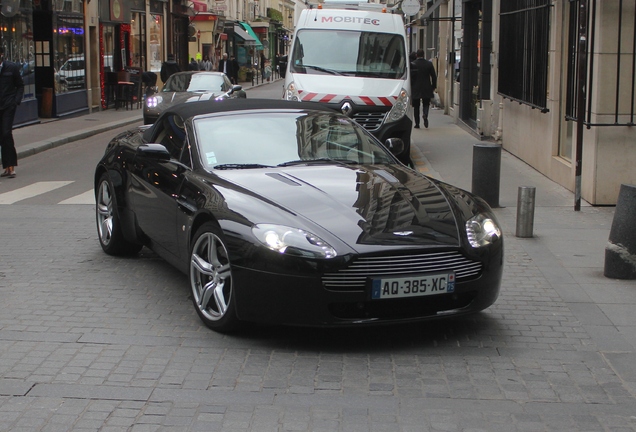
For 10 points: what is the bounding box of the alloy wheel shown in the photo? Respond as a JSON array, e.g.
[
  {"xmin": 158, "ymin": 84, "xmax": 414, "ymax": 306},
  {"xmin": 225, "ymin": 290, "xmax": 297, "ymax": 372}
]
[
  {"xmin": 96, "ymin": 180, "xmax": 113, "ymax": 247},
  {"xmin": 190, "ymin": 232, "xmax": 233, "ymax": 321}
]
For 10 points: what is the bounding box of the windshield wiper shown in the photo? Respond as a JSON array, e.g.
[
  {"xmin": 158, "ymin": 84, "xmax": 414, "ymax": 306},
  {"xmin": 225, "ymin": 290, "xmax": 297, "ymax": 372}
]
[
  {"xmin": 278, "ymin": 158, "xmax": 358, "ymax": 167},
  {"xmin": 303, "ymin": 65, "xmax": 344, "ymax": 76},
  {"xmin": 357, "ymin": 72, "xmax": 387, "ymax": 78},
  {"xmin": 213, "ymin": 163, "xmax": 273, "ymax": 170}
]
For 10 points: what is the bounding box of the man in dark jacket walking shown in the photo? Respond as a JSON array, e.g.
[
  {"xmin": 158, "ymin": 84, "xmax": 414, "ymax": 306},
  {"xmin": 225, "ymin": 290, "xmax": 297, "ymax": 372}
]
[
  {"xmin": 160, "ymin": 54, "xmax": 181, "ymax": 83},
  {"xmin": 0, "ymin": 47, "xmax": 24, "ymax": 178},
  {"xmin": 229, "ymin": 55, "xmax": 240, "ymax": 84},
  {"xmin": 410, "ymin": 49, "xmax": 437, "ymax": 128},
  {"xmin": 218, "ymin": 53, "xmax": 231, "ymax": 78}
]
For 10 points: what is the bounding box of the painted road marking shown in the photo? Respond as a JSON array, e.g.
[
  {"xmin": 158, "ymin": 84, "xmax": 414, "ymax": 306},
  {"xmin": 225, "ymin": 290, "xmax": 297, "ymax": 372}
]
[{"xmin": 0, "ymin": 181, "xmax": 74, "ymax": 204}]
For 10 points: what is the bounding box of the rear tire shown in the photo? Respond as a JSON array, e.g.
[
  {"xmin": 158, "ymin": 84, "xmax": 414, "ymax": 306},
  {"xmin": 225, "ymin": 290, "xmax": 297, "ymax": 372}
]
[
  {"xmin": 96, "ymin": 173, "xmax": 143, "ymax": 256},
  {"xmin": 189, "ymin": 222, "xmax": 240, "ymax": 332}
]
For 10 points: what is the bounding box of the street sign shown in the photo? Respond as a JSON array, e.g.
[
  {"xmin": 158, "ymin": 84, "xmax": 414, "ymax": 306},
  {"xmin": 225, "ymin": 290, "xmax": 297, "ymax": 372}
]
[{"xmin": 402, "ymin": 0, "xmax": 420, "ymax": 16}]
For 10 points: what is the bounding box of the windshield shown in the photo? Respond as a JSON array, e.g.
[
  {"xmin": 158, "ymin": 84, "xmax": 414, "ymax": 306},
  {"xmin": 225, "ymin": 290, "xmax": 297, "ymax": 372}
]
[
  {"xmin": 290, "ymin": 29, "xmax": 406, "ymax": 79},
  {"xmin": 163, "ymin": 73, "xmax": 230, "ymax": 93},
  {"xmin": 194, "ymin": 111, "xmax": 397, "ymax": 169}
]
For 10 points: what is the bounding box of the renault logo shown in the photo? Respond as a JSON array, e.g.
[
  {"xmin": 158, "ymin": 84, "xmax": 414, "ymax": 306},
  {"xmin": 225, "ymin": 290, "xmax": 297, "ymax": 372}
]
[{"xmin": 341, "ymin": 102, "xmax": 353, "ymax": 117}]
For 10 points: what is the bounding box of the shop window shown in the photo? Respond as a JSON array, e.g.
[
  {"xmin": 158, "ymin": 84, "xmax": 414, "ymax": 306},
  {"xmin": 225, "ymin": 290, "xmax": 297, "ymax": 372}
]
[
  {"xmin": 131, "ymin": 12, "xmax": 147, "ymax": 70},
  {"xmin": 55, "ymin": 15, "xmax": 85, "ymax": 93},
  {"xmin": 0, "ymin": 0, "xmax": 35, "ymax": 101},
  {"xmin": 497, "ymin": 0, "xmax": 550, "ymax": 111},
  {"xmin": 102, "ymin": 25, "xmax": 115, "ymax": 72},
  {"xmin": 149, "ymin": 14, "xmax": 163, "ymax": 73},
  {"xmin": 55, "ymin": 0, "xmax": 83, "ymax": 14}
]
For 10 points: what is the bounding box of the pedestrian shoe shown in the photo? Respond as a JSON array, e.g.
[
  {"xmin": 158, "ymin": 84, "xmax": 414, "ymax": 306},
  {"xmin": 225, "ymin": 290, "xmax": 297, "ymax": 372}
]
[
  {"xmin": 1, "ymin": 171, "xmax": 12, "ymax": 177},
  {"xmin": 424, "ymin": 117, "xmax": 429, "ymax": 128},
  {"xmin": 414, "ymin": 124, "xmax": 420, "ymax": 129}
]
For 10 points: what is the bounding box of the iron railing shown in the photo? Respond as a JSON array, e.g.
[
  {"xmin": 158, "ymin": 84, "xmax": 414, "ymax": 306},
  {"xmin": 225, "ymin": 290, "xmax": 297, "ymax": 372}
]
[
  {"xmin": 566, "ymin": 0, "xmax": 636, "ymax": 127},
  {"xmin": 497, "ymin": 0, "xmax": 551, "ymax": 112}
]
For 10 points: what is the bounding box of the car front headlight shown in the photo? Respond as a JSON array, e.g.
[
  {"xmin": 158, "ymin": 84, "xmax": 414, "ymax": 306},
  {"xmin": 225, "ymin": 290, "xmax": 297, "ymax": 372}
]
[
  {"xmin": 284, "ymin": 82, "xmax": 301, "ymax": 101},
  {"xmin": 465, "ymin": 213, "xmax": 502, "ymax": 248},
  {"xmin": 146, "ymin": 95, "xmax": 162, "ymax": 108},
  {"xmin": 386, "ymin": 88, "xmax": 410, "ymax": 123},
  {"xmin": 252, "ymin": 224, "xmax": 337, "ymax": 259}
]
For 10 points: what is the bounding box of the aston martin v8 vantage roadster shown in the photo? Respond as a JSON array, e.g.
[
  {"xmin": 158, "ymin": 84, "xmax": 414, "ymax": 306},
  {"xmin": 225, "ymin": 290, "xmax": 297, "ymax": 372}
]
[{"xmin": 95, "ymin": 99, "xmax": 503, "ymax": 332}]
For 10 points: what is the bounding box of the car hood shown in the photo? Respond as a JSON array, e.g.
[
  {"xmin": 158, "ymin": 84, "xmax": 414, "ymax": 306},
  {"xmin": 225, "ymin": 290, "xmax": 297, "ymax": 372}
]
[
  {"xmin": 291, "ymin": 74, "xmax": 406, "ymax": 103},
  {"xmin": 216, "ymin": 164, "xmax": 460, "ymax": 250}
]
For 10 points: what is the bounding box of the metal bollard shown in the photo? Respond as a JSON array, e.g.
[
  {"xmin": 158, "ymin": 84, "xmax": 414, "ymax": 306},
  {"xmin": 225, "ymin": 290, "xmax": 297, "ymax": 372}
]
[
  {"xmin": 604, "ymin": 183, "xmax": 636, "ymax": 279},
  {"xmin": 472, "ymin": 143, "xmax": 501, "ymax": 208},
  {"xmin": 516, "ymin": 186, "xmax": 536, "ymax": 238}
]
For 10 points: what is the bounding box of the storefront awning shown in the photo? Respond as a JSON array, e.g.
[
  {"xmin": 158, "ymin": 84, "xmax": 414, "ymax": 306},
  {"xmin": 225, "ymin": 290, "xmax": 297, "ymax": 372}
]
[
  {"xmin": 233, "ymin": 25, "xmax": 257, "ymax": 44},
  {"xmin": 190, "ymin": 0, "xmax": 207, "ymax": 13},
  {"xmin": 238, "ymin": 22, "xmax": 264, "ymax": 50}
]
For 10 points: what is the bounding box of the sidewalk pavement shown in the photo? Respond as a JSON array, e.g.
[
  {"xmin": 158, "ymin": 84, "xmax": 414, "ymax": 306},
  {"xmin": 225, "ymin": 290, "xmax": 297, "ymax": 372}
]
[{"xmin": 10, "ymin": 83, "xmax": 636, "ymax": 369}]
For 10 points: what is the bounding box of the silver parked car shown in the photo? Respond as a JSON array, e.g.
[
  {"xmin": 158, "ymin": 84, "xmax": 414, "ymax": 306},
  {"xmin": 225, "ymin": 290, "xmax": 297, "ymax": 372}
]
[{"xmin": 143, "ymin": 71, "xmax": 245, "ymax": 124}]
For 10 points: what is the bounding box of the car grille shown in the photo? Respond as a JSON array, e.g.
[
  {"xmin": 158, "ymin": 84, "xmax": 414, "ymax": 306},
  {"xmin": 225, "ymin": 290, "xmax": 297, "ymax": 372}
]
[
  {"xmin": 322, "ymin": 251, "xmax": 483, "ymax": 292},
  {"xmin": 352, "ymin": 112, "xmax": 386, "ymax": 132}
]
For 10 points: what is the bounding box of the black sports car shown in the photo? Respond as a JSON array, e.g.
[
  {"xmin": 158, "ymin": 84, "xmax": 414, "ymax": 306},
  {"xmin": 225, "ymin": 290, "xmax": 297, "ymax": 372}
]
[
  {"xmin": 143, "ymin": 71, "xmax": 244, "ymax": 124},
  {"xmin": 95, "ymin": 99, "xmax": 503, "ymax": 332}
]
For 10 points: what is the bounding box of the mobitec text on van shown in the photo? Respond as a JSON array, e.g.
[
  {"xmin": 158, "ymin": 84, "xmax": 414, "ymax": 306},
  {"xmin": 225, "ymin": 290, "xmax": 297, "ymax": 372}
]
[{"xmin": 284, "ymin": 2, "xmax": 412, "ymax": 164}]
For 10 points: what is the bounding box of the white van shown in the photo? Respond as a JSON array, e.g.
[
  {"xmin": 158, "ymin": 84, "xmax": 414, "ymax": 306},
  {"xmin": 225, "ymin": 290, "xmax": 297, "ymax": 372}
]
[
  {"xmin": 57, "ymin": 54, "xmax": 113, "ymax": 91},
  {"xmin": 58, "ymin": 55, "xmax": 86, "ymax": 90},
  {"xmin": 284, "ymin": 2, "xmax": 412, "ymax": 164}
]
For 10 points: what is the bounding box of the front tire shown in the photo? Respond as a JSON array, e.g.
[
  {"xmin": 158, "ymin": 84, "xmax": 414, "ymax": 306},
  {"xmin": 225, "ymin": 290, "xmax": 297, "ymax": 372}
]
[
  {"xmin": 189, "ymin": 223, "xmax": 240, "ymax": 332},
  {"xmin": 96, "ymin": 173, "xmax": 143, "ymax": 256}
]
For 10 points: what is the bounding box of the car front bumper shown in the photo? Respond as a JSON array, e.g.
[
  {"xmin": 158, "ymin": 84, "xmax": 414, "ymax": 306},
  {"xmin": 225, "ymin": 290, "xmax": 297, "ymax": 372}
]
[{"xmin": 231, "ymin": 249, "xmax": 502, "ymax": 327}]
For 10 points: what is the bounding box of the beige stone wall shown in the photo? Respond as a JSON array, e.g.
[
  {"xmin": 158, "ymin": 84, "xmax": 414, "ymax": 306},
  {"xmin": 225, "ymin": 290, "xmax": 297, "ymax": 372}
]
[
  {"xmin": 590, "ymin": 124, "xmax": 636, "ymax": 204},
  {"xmin": 498, "ymin": 0, "xmax": 636, "ymax": 205},
  {"xmin": 501, "ymin": 99, "xmax": 558, "ymax": 176},
  {"xmin": 587, "ymin": 1, "xmax": 636, "ymax": 204}
]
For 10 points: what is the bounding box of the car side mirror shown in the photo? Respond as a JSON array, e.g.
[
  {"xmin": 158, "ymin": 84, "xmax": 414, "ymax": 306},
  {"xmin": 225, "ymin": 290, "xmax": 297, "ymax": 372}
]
[
  {"xmin": 384, "ymin": 138, "xmax": 405, "ymax": 156},
  {"xmin": 137, "ymin": 143, "xmax": 171, "ymax": 160},
  {"xmin": 232, "ymin": 84, "xmax": 243, "ymax": 92}
]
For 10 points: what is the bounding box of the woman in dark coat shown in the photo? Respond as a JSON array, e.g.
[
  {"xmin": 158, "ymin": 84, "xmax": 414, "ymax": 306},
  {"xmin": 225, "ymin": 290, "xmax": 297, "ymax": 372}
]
[{"xmin": 0, "ymin": 47, "xmax": 24, "ymax": 178}]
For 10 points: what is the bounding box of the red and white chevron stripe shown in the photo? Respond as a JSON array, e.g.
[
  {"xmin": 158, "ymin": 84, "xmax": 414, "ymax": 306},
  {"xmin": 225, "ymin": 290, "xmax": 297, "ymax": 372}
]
[{"xmin": 298, "ymin": 91, "xmax": 397, "ymax": 107}]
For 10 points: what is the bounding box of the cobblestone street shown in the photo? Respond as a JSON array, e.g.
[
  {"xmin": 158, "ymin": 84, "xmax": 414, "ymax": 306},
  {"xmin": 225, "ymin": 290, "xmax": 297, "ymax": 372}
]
[
  {"xmin": 0, "ymin": 99, "xmax": 635, "ymax": 431},
  {"xmin": 1, "ymin": 199, "xmax": 634, "ymax": 430}
]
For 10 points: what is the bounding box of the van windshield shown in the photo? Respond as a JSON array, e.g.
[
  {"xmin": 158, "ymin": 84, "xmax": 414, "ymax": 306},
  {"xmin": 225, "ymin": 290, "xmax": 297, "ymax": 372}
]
[{"xmin": 290, "ymin": 29, "xmax": 406, "ymax": 79}]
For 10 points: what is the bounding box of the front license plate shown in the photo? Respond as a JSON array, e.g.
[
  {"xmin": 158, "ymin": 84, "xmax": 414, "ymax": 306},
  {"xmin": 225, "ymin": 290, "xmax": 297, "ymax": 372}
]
[{"xmin": 370, "ymin": 272, "xmax": 455, "ymax": 300}]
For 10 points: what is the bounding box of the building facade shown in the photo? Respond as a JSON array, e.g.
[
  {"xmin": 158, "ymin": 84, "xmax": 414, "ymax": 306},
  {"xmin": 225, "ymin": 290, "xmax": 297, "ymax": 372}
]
[
  {"xmin": 9, "ymin": 0, "xmax": 296, "ymax": 126},
  {"xmin": 185, "ymin": 0, "xmax": 295, "ymax": 77},
  {"xmin": 413, "ymin": 0, "xmax": 635, "ymax": 206}
]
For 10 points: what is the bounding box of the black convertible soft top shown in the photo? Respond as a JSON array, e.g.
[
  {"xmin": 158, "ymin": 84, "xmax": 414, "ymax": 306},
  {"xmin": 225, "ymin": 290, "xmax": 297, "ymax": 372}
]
[
  {"xmin": 143, "ymin": 98, "xmax": 338, "ymax": 142},
  {"xmin": 174, "ymin": 97, "xmax": 337, "ymax": 118}
]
